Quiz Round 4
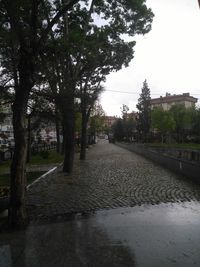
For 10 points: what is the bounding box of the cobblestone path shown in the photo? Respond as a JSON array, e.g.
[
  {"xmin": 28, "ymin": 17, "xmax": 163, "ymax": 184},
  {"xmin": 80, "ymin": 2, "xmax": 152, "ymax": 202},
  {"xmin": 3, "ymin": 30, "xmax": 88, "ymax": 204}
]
[{"xmin": 27, "ymin": 140, "xmax": 200, "ymax": 220}]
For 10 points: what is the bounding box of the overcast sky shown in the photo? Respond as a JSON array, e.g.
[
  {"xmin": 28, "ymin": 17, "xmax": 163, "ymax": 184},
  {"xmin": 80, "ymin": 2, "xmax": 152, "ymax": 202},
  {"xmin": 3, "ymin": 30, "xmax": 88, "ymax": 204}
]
[{"xmin": 100, "ymin": 0, "xmax": 200, "ymax": 117}]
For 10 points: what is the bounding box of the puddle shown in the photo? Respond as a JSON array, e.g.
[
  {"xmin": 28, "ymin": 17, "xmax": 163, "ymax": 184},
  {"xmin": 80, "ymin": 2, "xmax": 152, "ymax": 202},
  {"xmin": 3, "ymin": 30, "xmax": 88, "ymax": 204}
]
[{"xmin": 1, "ymin": 202, "xmax": 200, "ymax": 266}]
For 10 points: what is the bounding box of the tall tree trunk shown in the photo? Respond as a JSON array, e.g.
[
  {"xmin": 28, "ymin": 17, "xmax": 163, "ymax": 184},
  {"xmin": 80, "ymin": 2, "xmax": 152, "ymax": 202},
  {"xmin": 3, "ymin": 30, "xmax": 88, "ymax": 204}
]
[
  {"xmin": 62, "ymin": 105, "xmax": 75, "ymax": 173},
  {"xmin": 61, "ymin": 123, "xmax": 65, "ymax": 155},
  {"xmin": 55, "ymin": 109, "xmax": 60, "ymax": 153},
  {"xmin": 9, "ymin": 102, "xmax": 28, "ymax": 227},
  {"xmin": 80, "ymin": 108, "xmax": 87, "ymax": 160},
  {"xmin": 8, "ymin": 46, "xmax": 33, "ymax": 227},
  {"xmin": 26, "ymin": 115, "xmax": 31, "ymax": 163}
]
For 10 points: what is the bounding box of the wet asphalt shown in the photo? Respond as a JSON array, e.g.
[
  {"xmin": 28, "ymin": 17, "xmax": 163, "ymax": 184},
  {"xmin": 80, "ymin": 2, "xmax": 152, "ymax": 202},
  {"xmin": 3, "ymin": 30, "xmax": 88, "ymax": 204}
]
[
  {"xmin": 1, "ymin": 140, "xmax": 200, "ymax": 266},
  {"xmin": 1, "ymin": 202, "xmax": 200, "ymax": 266}
]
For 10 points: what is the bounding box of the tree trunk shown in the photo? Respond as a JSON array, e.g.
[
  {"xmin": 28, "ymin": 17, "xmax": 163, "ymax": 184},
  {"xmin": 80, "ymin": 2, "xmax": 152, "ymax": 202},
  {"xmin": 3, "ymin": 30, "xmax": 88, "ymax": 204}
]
[
  {"xmin": 26, "ymin": 115, "xmax": 31, "ymax": 163},
  {"xmin": 80, "ymin": 109, "xmax": 87, "ymax": 160},
  {"xmin": 61, "ymin": 124, "xmax": 65, "ymax": 155},
  {"xmin": 62, "ymin": 106, "xmax": 75, "ymax": 173},
  {"xmin": 9, "ymin": 107, "xmax": 27, "ymax": 226},
  {"xmin": 55, "ymin": 109, "xmax": 60, "ymax": 153},
  {"xmin": 161, "ymin": 134, "xmax": 164, "ymax": 144},
  {"xmin": 8, "ymin": 45, "xmax": 33, "ymax": 227}
]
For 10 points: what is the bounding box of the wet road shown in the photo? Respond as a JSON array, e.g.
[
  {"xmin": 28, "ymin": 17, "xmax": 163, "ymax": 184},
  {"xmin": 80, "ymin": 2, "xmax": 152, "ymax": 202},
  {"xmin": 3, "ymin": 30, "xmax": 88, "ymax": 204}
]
[
  {"xmin": 1, "ymin": 140, "xmax": 200, "ymax": 266},
  {"xmin": 1, "ymin": 202, "xmax": 200, "ymax": 266},
  {"xmin": 28, "ymin": 140, "xmax": 200, "ymax": 219}
]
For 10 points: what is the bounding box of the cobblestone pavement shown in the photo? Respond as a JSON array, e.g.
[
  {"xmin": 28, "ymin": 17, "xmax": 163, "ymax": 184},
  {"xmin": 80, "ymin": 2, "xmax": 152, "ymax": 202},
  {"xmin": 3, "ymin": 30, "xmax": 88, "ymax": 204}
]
[{"xmin": 27, "ymin": 140, "xmax": 200, "ymax": 220}]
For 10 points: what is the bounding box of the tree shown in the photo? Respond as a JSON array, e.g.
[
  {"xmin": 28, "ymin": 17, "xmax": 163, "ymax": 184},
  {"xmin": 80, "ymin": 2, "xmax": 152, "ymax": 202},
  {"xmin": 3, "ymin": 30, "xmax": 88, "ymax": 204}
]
[
  {"xmin": 0, "ymin": 0, "xmax": 81, "ymax": 227},
  {"xmin": 89, "ymin": 103, "xmax": 105, "ymax": 142},
  {"xmin": 79, "ymin": 81, "xmax": 104, "ymax": 160},
  {"xmin": 136, "ymin": 80, "xmax": 151, "ymax": 142},
  {"xmin": 170, "ymin": 104, "xmax": 192, "ymax": 143},
  {"xmin": 121, "ymin": 104, "xmax": 129, "ymax": 120},
  {"xmin": 0, "ymin": 0, "xmax": 153, "ymax": 226},
  {"xmin": 151, "ymin": 107, "xmax": 175, "ymax": 143},
  {"xmin": 190, "ymin": 107, "xmax": 200, "ymax": 138},
  {"xmin": 112, "ymin": 119, "xmax": 125, "ymax": 141},
  {"xmin": 41, "ymin": 0, "xmax": 153, "ymax": 166}
]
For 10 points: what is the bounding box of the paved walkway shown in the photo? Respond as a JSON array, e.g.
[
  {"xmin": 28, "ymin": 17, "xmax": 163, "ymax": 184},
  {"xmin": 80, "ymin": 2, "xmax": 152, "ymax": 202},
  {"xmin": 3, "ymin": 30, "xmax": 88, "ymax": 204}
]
[
  {"xmin": 27, "ymin": 140, "xmax": 200, "ymax": 220},
  {"xmin": 2, "ymin": 140, "xmax": 200, "ymax": 266},
  {"xmin": 2, "ymin": 202, "xmax": 200, "ymax": 267}
]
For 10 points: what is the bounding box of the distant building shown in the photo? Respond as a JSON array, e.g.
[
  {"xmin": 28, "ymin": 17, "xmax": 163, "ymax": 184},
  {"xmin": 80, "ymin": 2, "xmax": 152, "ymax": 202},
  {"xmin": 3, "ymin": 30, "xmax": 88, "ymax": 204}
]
[
  {"xmin": 104, "ymin": 116, "xmax": 118, "ymax": 128},
  {"xmin": 123, "ymin": 111, "xmax": 137, "ymax": 121},
  {"xmin": 150, "ymin": 93, "xmax": 197, "ymax": 111}
]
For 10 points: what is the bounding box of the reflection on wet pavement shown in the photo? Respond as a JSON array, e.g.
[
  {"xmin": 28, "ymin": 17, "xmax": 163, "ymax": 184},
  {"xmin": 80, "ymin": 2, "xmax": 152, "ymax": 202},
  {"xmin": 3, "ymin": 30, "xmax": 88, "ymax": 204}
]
[{"xmin": 1, "ymin": 202, "xmax": 200, "ymax": 266}]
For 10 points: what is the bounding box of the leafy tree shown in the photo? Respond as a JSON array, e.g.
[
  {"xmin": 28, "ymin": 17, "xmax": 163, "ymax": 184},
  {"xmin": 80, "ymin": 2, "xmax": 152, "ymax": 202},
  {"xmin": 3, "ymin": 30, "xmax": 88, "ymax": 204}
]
[
  {"xmin": 121, "ymin": 104, "xmax": 129, "ymax": 120},
  {"xmin": 0, "ymin": 0, "xmax": 153, "ymax": 226},
  {"xmin": 124, "ymin": 115, "xmax": 136, "ymax": 142},
  {"xmin": 112, "ymin": 118, "xmax": 125, "ymax": 141},
  {"xmin": 190, "ymin": 107, "xmax": 200, "ymax": 137},
  {"xmin": 112, "ymin": 105, "xmax": 136, "ymax": 142},
  {"xmin": 89, "ymin": 103, "xmax": 105, "ymax": 143},
  {"xmin": 39, "ymin": 0, "xmax": 153, "ymax": 166},
  {"xmin": 0, "ymin": 0, "xmax": 81, "ymax": 227},
  {"xmin": 169, "ymin": 104, "xmax": 192, "ymax": 142},
  {"xmin": 136, "ymin": 80, "xmax": 151, "ymax": 141},
  {"xmin": 151, "ymin": 107, "xmax": 175, "ymax": 143}
]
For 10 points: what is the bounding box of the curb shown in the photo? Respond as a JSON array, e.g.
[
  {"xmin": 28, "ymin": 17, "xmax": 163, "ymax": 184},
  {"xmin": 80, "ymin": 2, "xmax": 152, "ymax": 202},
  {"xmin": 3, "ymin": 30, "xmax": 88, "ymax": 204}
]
[{"xmin": 27, "ymin": 163, "xmax": 63, "ymax": 190}]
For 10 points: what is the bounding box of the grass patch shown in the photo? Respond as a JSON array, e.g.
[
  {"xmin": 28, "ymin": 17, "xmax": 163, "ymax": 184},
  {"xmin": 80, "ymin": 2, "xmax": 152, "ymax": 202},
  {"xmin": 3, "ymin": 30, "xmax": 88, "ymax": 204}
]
[
  {"xmin": 0, "ymin": 171, "xmax": 45, "ymax": 187},
  {"xmin": 29, "ymin": 150, "xmax": 64, "ymax": 165},
  {"xmin": 147, "ymin": 143, "xmax": 200, "ymax": 150},
  {"xmin": 0, "ymin": 151, "xmax": 64, "ymax": 175}
]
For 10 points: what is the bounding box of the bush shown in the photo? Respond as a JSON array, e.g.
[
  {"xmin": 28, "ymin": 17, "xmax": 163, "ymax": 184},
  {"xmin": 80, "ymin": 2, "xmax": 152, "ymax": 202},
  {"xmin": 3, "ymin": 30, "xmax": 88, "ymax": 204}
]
[{"xmin": 39, "ymin": 150, "xmax": 50, "ymax": 159}]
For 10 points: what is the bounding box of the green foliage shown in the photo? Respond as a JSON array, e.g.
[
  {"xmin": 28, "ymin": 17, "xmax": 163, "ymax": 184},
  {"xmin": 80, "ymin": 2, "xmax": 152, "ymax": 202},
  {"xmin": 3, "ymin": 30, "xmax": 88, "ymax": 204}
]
[
  {"xmin": 136, "ymin": 80, "xmax": 151, "ymax": 140},
  {"xmin": 30, "ymin": 151, "xmax": 63, "ymax": 164},
  {"xmin": 170, "ymin": 104, "xmax": 192, "ymax": 131},
  {"xmin": 151, "ymin": 107, "xmax": 175, "ymax": 143},
  {"xmin": 150, "ymin": 104, "xmax": 200, "ymax": 143},
  {"xmin": 191, "ymin": 107, "xmax": 200, "ymax": 135},
  {"xmin": 89, "ymin": 103, "xmax": 105, "ymax": 135},
  {"xmin": 112, "ymin": 118, "xmax": 125, "ymax": 141},
  {"xmin": 113, "ymin": 105, "xmax": 136, "ymax": 141},
  {"xmin": 151, "ymin": 107, "xmax": 175, "ymax": 133}
]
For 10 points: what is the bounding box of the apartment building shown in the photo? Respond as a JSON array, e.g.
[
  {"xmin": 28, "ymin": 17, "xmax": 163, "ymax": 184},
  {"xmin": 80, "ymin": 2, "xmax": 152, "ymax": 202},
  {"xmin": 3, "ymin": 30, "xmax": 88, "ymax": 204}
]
[{"xmin": 150, "ymin": 93, "xmax": 197, "ymax": 111}]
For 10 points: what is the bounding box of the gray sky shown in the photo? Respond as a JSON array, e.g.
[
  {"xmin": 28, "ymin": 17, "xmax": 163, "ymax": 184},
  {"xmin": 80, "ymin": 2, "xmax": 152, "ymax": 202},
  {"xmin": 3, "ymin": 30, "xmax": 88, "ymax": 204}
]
[{"xmin": 100, "ymin": 0, "xmax": 200, "ymax": 116}]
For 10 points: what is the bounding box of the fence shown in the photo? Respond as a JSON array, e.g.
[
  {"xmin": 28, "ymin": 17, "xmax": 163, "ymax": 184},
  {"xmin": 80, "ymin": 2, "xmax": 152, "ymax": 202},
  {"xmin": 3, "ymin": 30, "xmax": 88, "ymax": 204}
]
[{"xmin": 0, "ymin": 143, "xmax": 57, "ymax": 163}]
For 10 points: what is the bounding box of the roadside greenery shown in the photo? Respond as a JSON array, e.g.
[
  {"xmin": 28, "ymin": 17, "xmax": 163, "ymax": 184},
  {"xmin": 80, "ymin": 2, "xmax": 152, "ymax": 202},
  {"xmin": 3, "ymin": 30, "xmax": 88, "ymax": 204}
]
[
  {"xmin": 151, "ymin": 105, "xmax": 200, "ymax": 144},
  {"xmin": 0, "ymin": 151, "xmax": 63, "ymax": 175},
  {"xmin": 0, "ymin": 0, "xmax": 154, "ymax": 226},
  {"xmin": 0, "ymin": 172, "xmax": 45, "ymax": 187},
  {"xmin": 136, "ymin": 80, "xmax": 151, "ymax": 142}
]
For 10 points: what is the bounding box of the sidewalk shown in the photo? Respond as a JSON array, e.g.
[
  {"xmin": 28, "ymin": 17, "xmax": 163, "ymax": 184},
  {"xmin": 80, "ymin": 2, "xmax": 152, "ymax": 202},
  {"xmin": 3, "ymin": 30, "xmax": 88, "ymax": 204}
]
[
  {"xmin": 27, "ymin": 140, "xmax": 200, "ymax": 220},
  {"xmin": 1, "ymin": 202, "xmax": 200, "ymax": 267},
  {"xmin": 1, "ymin": 140, "xmax": 200, "ymax": 266}
]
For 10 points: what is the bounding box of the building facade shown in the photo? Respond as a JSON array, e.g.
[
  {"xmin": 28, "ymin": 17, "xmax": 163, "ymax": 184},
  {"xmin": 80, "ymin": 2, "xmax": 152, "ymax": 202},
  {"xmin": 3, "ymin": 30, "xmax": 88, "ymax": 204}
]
[
  {"xmin": 104, "ymin": 116, "xmax": 118, "ymax": 129},
  {"xmin": 150, "ymin": 93, "xmax": 197, "ymax": 111}
]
